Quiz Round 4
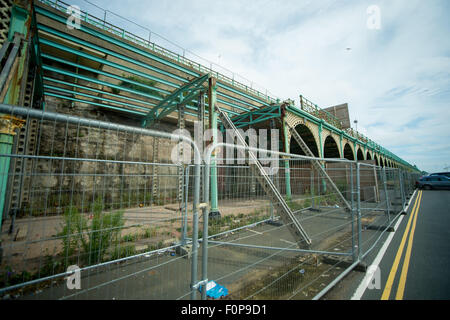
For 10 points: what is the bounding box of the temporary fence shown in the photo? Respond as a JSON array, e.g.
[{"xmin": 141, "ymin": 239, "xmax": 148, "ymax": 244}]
[{"xmin": 0, "ymin": 104, "xmax": 420, "ymax": 300}]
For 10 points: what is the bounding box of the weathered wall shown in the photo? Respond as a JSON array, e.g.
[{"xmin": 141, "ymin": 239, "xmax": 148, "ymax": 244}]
[{"xmin": 11, "ymin": 95, "xmax": 188, "ymax": 216}]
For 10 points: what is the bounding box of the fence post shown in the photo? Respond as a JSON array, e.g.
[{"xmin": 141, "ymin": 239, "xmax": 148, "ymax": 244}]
[
  {"xmin": 350, "ymin": 163, "xmax": 356, "ymax": 262},
  {"xmin": 201, "ymin": 160, "xmax": 211, "ymax": 300},
  {"xmin": 269, "ymin": 167, "xmax": 275, "ymax": 221},
  {"xmin": 406, "ymin": 173, "xmax": 412, "ymax": 197},
  {"xmin": 382, "ymin": 167, "xmax": 391, "ymax": 225},
  {"xmin": 399, "ymin": 170, "xmax": 406, "ymax": 214},
  {"xmin": 356, "ymin": 163, "xmax": 362, "ymax": 260},
  {"xmin": 190, "ymin": 161, "xmax": 201, "ymax": 300},
  {"xmin": 282, "ymin": 119, "xmax": 292, "ymax": 200},
  {"xmin": 181, "ymin": 165, "xmax": 190, "ymax": 245},
  {"xmin": 310, "ymin": 168, "xmax": 314, "ymax": 210}
]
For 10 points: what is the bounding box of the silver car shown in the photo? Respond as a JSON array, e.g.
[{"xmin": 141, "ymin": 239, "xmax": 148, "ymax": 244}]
[{"xmin": 416, "ymin": 175, "xmax": 450, "ymax": 190}]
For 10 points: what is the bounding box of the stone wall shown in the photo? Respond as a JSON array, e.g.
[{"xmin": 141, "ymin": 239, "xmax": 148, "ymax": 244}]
[{"xmin": 13, "ymin": 95, "xmax": 187, "ymax": 216}]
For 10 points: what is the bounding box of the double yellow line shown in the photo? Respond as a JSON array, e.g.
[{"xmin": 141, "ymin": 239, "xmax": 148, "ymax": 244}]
[{"xmin": 381, "ymin": 190, "xmax": 423, "ymax": 300}]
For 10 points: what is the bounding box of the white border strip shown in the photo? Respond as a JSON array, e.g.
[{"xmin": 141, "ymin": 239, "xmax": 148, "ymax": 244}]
[{"xmin": 351, "ymin": 189, "xmax": 418, "ymax": 300}]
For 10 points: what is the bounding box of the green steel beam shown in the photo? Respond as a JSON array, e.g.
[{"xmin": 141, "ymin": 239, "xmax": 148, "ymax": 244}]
[
  {"xmin": 217, "ymin": 82, "xmax": 269, "ymax": 108},
  {"xmin": 217, "ymin": 91, "xmax": 261, "ymax": 110},
  {"xmin": 37, "ymin": 23, "xmax": 189, "ymax": 83},
  {"xmin": 44, "ymin": 84, "xmax": 151, "ymax": 112},
  {"xmin": 142, "ymin": 74, "xmax": 210, "ymax": 127},
  {"xmin": 40, "ymin": 26, "xmax": 255, "ymax": 114},
  {"xmin": 7, "ymin": 5, "xmax": 29, "ymax": 41},
  {"xmin": 230, "ymin": 105, "xmax": 281, "ymax": 128},
  {"xmin": 37, "ymin": 24, "xmax": 257, "ymax": 113},
  {"xmin": 44, "ymin": 91, "xmax": 201, "ymax": 119},
  {"xmin": 44, "ymin": 92, "xmax": 147, "ymax": 116},
  {"xmin": 42, "ymin": 53, "xmax": 170, "ymax": 98},
  {"xmin": 44, "ymin": 76, "xmax": 157, "ymax": 109},
  {"xmin": 42, "ymin": 64, "xmax": 162, "ymax": 100},
  {"xmin": 35, "ymin": 6, "xmax": 199, "ymax": 77},
  {"xmin": 39, "ymin": 38, "xmax": 180, "ymax": 89},
  {"xmin": 44, "ymin": 77, "xmax": 208, "ymax": 117},
  {"xmin": 35, "ymin": 4, "xmax": 276, "ymax": 107}
]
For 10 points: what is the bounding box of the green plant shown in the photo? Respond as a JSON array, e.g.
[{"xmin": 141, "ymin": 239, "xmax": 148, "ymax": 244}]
[
  {"xmin": 59, "ymin": 198, "xmax": 124, "ymax": 266},
  {"xmin": 111, "ymin": 244, "xmax": 136, "ymax": 260},
  {"xmin": 60, "ymin": 206, "xmax": 86, "ymax": 260},
  {"xmin": 82, "ymin": 200, "xmax": 124, "ymax": 265},
  {"xmin": 122, "ymin": 234, "xmax": 135, "ymax": 242}
]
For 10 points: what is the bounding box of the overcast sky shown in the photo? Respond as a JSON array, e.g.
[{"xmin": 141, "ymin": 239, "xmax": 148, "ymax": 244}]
[{"xmin": 72, "ymin": 0, "xmax": 450, "ymax": 172}]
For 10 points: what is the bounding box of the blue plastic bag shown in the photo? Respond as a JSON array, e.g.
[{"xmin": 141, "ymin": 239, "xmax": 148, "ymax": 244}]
[{"xmin": 198, "ymin": 280, "xmax": 229, "ymax": 299}]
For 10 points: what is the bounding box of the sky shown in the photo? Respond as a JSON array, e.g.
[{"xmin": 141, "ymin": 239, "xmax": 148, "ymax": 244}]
[{"xmin": 71, "ymin": 0, "xmax": 450, "ymax": 173}]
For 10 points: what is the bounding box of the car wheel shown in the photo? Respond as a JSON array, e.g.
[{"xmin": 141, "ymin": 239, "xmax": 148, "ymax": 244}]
[{"xmin": 424, "ymin": 185, "xmax": 432, "ymax": 190}]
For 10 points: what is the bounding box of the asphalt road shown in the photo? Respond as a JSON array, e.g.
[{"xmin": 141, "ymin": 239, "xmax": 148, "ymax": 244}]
[{"xmin": 326, "ymin": 189, "xmax": 450, "ymax": 300}]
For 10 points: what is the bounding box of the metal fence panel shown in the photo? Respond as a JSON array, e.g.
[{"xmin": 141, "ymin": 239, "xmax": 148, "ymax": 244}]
[
  {"xmin": 0, "ymin": 105, "xmax": 201, "ymax": 300},
  {"xmin": 0, "ymin": 105, "xmax": 418, "ymax": 300}
]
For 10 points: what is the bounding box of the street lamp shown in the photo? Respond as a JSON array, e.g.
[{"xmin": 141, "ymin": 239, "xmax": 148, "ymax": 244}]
[{"xmin": 354, "ymin": 119, "xmax": 358, "ymax": 132}]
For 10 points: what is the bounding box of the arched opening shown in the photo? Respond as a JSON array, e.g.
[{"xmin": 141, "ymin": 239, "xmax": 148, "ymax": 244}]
[
  {"xmin": 382, "ymin": 158, "xmax": 386, "ymax": 167},
  {"xmin": 357, "ymin": 148, "xmax": 364, "ymax": 161},
  {"xmin": 323, "ymin": 136, "xmax": 340, "ymax": 158},
  {"xmin": 343, "ymin": 143, "xmax": 354, "ymax": 160},
  {"xmin": 374, "ymin": 155, "xmax": 380, "ymax": 166},
  {"xmin": 290, "ymin": 124, "xmax": 320, "ymax": 157},
  {"xmin": 366, "ymin": 152, "xmax": 372, "ymax": 160}
]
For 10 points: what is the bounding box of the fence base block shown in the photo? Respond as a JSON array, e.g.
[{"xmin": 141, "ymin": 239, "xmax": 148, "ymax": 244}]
[
  {"xmin": 209, "ymin": 211, "xmax": 221, "ymax": 220},
  {"xmin": 363, "ymin": 225, "xmax": 395, "ymax": 232},
  {"xmin": 176, "ymin": 244, "xmax": 192, "ymax": 259},
  {"xmin": 322, "ymin": 256, "xmax": 367, "ymax": 272},
  {"xmin": 265, "ymin": 220, "xmax": 283, "ymax": 227}
]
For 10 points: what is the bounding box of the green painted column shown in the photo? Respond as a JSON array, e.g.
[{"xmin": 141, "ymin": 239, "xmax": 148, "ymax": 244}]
[
  {"xmin": 318, "ymin": 122, "xmax": 326, "ymax": 193},
  {"xmin": 5, "ymin": 4, "xmax": 30, "ymax": 105},
  {"xmin": 209, "ymin": 77, "xmax": 219, "ymax": 215},
  {"xmin": 318, "ymin": 122, "xmax": 324, "ymax": 158},
  {"xmin": 282, "ymin": 119, "xmax": 291, "ymax": 200},
  {"xmin": 0, "ymin": 134, "xmax": 13, "ymax": 229},
  {"xmin": 0, "ymin": 117, "xmax": 24, "ymax": 228}
]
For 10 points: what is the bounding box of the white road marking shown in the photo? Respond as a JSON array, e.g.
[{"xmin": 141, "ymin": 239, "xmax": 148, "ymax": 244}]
[
  {"xmin": 246, "ymin": 228, "xmax": 263, "ymax": 235},
  {"xmin": 351, "ymin": 189, "xmax": 417, "ymax": 300},
  {"xmin": 280, "ymin": 238, "xmax": 296, "ymax": 245}
]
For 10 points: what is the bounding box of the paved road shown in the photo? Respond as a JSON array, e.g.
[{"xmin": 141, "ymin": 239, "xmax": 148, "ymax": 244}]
[{"xmin": 336, "ymin": 189, "xmax": 450, "ymax": 300}]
